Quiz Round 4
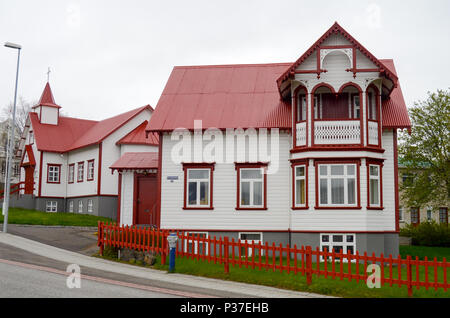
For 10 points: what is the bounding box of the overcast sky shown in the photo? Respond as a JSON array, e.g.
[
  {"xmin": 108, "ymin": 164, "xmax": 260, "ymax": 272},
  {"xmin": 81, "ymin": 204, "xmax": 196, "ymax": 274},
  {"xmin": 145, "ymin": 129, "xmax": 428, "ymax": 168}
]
[{"xmin": 0, "ymin": 0, "xmax": 449, "ymax": 121}]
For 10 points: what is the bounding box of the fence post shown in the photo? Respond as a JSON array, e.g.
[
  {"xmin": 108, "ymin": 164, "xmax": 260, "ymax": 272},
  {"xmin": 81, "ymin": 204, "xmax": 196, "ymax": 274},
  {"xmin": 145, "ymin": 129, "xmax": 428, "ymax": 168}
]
[
  {"xmin": 224, "ymin": 236, "xmax": 229, "ymax": 274},
  {"xmin": 407, "ymin": 255, "xmax": 413, "ymax": 297},
  {"xmin": 160, "ymin": 230, "xmax": 167, "ymax": 266},
  {"xmin": 306, "ymin": 246, "xmax": 312, "ymax": 285},
  {"xmin": 97, "ymin": 221, "xmax": 104, "ymax": 256}
]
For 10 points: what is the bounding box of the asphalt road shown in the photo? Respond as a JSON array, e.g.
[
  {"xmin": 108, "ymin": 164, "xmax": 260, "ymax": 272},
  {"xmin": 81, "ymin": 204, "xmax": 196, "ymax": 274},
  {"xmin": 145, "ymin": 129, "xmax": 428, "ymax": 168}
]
[{"xmin": 0, "ymin": 261, "xmax": 180, "ymax": 298}]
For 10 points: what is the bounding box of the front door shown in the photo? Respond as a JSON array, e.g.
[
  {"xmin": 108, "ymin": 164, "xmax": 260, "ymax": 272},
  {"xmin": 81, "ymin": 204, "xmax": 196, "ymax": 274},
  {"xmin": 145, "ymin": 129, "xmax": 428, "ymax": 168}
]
[
  {"xmin": 24, "ymin": 165, "xmax": 35, "ymax": 194},
  {"xmin": 135, "ymin": 174, "xmax": 158, "ymax": 226}
]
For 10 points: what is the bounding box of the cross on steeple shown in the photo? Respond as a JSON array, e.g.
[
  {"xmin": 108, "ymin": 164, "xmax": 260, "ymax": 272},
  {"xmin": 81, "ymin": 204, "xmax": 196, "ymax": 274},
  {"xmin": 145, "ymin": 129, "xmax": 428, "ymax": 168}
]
[{"xmin": 47, "ymin": 67, "xmax": 51, "ymax": 83}]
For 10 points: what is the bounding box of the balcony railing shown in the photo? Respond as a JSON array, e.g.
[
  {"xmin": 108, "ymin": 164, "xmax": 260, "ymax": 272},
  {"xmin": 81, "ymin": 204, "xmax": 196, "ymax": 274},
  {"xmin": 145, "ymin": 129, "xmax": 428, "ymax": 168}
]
[{"xmin": 314, "ymin": 120, "xmax": 360, "ymax": 145}]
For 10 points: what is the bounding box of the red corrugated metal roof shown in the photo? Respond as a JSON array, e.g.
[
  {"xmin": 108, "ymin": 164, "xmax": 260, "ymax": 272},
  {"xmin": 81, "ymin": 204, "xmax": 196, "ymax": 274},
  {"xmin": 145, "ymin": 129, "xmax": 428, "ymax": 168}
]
[
  {"xmin": 146, "ymin": 63, "xmax": 292, "ymax": 132},
  {"xmin": 110, "ymin": 152, "xmax": 158, "ymax": 171},
  {"xmin": 31, "ymin": 104, "xmax": 154, "ymax": 152},
  {"xmin": 147, "ymin": 58, "xmax": 410, "ymax": 132},
  {"xmin": 117, "ymin": 120, "xmax": 159, "ymax": 145},
  {"xmin": 30, "ymin": 112, "xmax": 98, "ymax": 152},
  {"xmin": 68, "ymin": 105, "xmax": 152, "ymax": 151},
  {"xmin": 380, "ymin": 59, "xmax": 411, "ymax": 129},
  {"xmin": 32, "ymin": 82, "xmax": 61, "ymax": 109}
]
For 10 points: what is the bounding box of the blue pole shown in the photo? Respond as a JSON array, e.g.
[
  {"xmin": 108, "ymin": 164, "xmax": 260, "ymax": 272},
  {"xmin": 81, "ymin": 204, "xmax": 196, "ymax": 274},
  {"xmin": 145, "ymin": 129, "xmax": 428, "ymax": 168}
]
[
  {"xmin": 167, "ymin": 233, "xmax": 177, "ymax": 273},
  {"xmin": 169, "ymin": 246, "xmax": 176, "ymax": 273}
]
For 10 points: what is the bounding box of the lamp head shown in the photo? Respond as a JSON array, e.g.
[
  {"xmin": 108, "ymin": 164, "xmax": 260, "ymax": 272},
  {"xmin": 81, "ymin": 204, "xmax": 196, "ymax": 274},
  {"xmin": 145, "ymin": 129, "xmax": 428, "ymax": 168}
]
[{"xmin": 4, "ymin": 42, "xmax": 21, "ymax": 50}]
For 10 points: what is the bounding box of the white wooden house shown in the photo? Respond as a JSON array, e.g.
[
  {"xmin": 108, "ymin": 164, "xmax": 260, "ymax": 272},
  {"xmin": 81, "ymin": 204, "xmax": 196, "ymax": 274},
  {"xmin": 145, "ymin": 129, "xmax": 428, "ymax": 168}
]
[
  {"xmin": 144, "ymin": 22, "xmax": 411, "ymax": 256},
  {"xmin": 13, "ymin": 82, "xmax": 158, "ymax": 219}
]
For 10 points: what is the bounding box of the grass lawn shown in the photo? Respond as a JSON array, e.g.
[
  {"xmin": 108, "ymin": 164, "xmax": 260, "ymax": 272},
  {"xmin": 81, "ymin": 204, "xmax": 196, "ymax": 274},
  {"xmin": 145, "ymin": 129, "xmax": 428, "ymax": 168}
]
[
  {"xmin": 0, "ymin": 207, "xmax": 113, "ymax": 227},
  {"xmin": 98, "ymin": 245, "xmax": 450, "ymax": 298},
  {"xmin": 400, "ymin": 245, "xmax": 450, "ymax": 261}
]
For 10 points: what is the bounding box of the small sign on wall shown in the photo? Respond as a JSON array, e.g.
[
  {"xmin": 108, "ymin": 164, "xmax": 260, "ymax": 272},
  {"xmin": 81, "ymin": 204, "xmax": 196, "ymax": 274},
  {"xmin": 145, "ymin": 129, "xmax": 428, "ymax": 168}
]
[{"xmin": 167, "ymin": 176, "xmax": 179, "ymax": 183}]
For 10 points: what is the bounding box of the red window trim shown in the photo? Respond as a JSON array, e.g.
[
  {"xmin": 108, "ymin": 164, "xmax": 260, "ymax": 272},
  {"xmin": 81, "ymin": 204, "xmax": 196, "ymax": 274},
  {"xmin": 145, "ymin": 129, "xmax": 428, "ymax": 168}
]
[
  {"xmin": 235, "ymin": 162, "xmax": 268, "ymax": 211},
  {"xmin": 68, "ymin": 163, "xmax": 75, "ymax": 184},
  {"xmin": 366, "ymin": 158, "xmax": 384, "ymax": 210},
  {"xmin": 291, "ymin": 159, "xmax": 309, "ymax": 210},
  {"xmin": 182, "ymin": 162, "xmax": 215, "ymax": 210},
  {"xmin": 77, "ymin": 161, "xmax": 84, "ymax": 183},
  {"xmin": 314, "ymin": 158, "xmax": 361, "ymax": 209},
  {"xmin": 46, "ymin": 164, "xmax": 61, "ymax": 184},
  {"xmin": 87, "ymin": 159, "xmax": 95, "ymax": 181}
]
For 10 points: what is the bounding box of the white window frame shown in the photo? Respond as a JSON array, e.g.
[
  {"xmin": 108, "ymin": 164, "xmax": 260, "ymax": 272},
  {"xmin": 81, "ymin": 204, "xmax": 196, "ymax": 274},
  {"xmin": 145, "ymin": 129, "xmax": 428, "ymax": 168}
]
[
  {"xmin": 184, "ymin": 232, "xmax": 208, "ymax": 255},
  {"xmin": 78, "ymin": 200, "xmax": 83, "ymax": 213},
  {"xmin": 239, "ymin": 168, "xmax": 264, "ymax": 208},
  {"xmin": 369, "ymin": 164, "xmax": 381, "ymax": 207},
  {"xmin": 320, "ymin": 233, "xmax": 356, "ymax": 262},
  {"xmin": 87, "ymin": 199, "xmax": 93, "ymax": 213},
  {"xmin": 87, "ymin": 160, "xmax": 95, "ymax": 180},
  {"xmin": 77, "ymin": 162, "xmax": 84, "ymax": 182},
  {"xmin": 68, "ymin": 164, "xmax": 74, "ymax": 183},
  {"xmin": 69, "ymin": 201, "xmax": 74, "ymax": 213},
  {"xmin": 47, "ymin": 165, "xmax": 60, "ymax": 183},
  {"xmin": 427, "ymin": 207, "xmax": 433, "ymax": 221},
  {"xmin": 239, "ymin": 232, "xmax": 263, "ymax": 257},
  {"xmin": 186, "ymin": 168, "xmax": 211, "ymax": 208},
  {"xmin": 399, "ymin": 206, "xmax": 404, "ymax": 222},
  {"xmin": 46, "ymin": 201, "xmax": 57, "ymax": 213},
  {"xmin": 318, "ymin": 164, "xmax": 358, "ymax": 207},
  {"xmin": 294, "ymin": 165, "xmax": 307, "ymax": 207}
]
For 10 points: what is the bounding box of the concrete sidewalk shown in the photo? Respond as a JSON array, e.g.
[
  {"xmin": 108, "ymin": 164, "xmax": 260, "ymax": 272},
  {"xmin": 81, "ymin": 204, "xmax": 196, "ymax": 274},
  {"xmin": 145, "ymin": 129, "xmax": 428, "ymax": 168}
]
[{"xmin": 0, "ymin": 231, "xmax": 330, "ymax": 298}]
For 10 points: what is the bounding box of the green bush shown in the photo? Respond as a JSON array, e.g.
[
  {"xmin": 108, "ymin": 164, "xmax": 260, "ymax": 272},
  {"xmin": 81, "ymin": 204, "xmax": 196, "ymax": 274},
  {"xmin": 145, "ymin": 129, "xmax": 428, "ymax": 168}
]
[{"xmin": 400, "ymin": 221, "xmax": 450, "ymax": 247}]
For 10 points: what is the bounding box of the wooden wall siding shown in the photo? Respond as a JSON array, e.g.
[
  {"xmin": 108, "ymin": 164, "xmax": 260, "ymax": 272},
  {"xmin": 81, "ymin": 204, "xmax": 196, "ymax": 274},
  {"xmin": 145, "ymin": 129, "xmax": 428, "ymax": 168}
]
[
  {"xmin": 39, "ymin": 106, "xmax": 58, "ymax": 125},
  {"xmin": 100, "ymin": 109, "xmax": 152, "ymax": 195},
  {"xmin": 321, "ymin": 33, "xmax": 352, "ymax": 46},
  {"xmin": 119, "ymin": 171, "xmax": 134, "ymax": 226},
  {"xmin": 40, "ymin": 151, "xmax": 66, "ymax": 197},
  {"xmin": 160, "ymin": 132, "xmax": 292, "ymax": 231},
  {"xmin": 66, "ymin": 145, "xmax": 99, "ymax": 197},
  {"xmin": 120, "ymin": 144, "xmax": 158, "ymax": 156}
]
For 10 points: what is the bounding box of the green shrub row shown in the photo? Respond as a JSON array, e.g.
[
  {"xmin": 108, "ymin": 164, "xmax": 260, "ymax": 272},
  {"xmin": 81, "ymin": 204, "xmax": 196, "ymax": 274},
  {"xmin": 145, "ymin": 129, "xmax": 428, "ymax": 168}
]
[{"xmin": 400, "ymin": 221, "xmax": 450, "ymax": 247}]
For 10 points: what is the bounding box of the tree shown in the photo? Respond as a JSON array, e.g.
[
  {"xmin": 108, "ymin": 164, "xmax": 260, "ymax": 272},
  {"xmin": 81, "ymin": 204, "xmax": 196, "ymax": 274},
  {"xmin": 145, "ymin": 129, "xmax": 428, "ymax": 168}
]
[
  {"xmin": 1, "ymin": 96, "xmax": 34, "ymax": 134},
  {"xmin": 399, "ymin": 88, "xmax": 450, "ymax": 209}
]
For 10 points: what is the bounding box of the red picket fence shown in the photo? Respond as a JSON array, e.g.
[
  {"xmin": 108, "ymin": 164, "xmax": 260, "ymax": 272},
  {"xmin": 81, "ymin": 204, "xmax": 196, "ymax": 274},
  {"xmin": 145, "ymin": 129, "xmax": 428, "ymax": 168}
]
[{"xmin": 97, "ymin": 222, "xmax": 450, "ymax": 297}]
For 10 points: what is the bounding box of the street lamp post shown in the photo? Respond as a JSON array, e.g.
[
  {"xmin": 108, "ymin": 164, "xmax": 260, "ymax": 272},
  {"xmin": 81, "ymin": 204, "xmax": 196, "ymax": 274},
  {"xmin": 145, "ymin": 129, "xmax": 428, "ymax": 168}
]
[{"xmin": 2, "ymin": 42, "xmax": 22, "ymax": 233}]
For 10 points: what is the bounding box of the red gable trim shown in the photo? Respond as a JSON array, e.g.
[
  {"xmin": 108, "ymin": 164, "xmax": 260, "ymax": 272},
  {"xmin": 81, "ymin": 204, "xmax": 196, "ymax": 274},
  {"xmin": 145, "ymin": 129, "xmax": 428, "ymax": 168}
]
[
  {"xmin": 20, "ymin": 145, "xmax": 36, "ymax": 167},
  {"xmin": 276, "ymin": 22, "xmax": 398, "ymax": 93},
  {"xmin": 116, "ymin": 120, "xmax": 159, "ymax": 146}
]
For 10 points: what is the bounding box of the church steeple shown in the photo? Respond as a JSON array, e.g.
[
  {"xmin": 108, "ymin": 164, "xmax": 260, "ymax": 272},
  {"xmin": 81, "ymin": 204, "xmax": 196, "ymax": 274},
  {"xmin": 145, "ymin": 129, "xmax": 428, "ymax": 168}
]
[{"xmin": 33, "ymin": 81, "xmax": 61, "ymax": 125}]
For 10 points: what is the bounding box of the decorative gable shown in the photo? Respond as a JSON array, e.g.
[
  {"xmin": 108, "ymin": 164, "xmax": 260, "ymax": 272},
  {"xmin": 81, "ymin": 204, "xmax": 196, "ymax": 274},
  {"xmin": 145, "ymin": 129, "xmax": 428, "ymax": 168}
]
[{"xmin": 20, "ymin": 145, "xmax": 36, "ymax": 167}]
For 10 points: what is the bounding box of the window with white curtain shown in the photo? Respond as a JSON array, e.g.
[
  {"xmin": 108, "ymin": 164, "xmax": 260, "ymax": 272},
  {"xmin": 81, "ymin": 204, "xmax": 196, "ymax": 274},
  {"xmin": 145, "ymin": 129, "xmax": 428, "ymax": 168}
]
[
  {"xmin": 187, "ymin": 169, "xmax": 210, "ymax": 207},
  {"xmin": 240, "ymin": 168, "xmax": 264, "ymax": 208},
  {"xmin": 294, "ymin": 165, "xmax": 306, "ymax": 207},
  {"xmin": 318, "ymin": 164, "xmax": 357, "ymax": 207},
  {"xmin": 369, "ymin": 165, "xmax": 381, "ymax": 206}
]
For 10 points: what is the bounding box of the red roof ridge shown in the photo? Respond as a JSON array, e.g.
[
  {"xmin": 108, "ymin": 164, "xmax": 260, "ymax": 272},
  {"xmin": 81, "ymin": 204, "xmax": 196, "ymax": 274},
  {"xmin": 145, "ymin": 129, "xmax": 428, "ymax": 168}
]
[{"xmin": 173, "ymin": 62, "xmax": 293, "ymax": 70}]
